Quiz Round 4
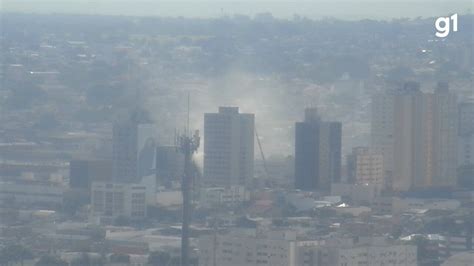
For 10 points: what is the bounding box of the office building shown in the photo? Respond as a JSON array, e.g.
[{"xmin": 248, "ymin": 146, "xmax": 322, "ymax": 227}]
[
  {"xmin": 156, "ymin": 145, "xmax": 184, "ymax": 186},
  {"xmin": 458, "ymin": 101, "xmax": 474, "ymax": 167},
  {"xmin": 371, "ymin": 82, "xmax": 458, "ymax": 191},
  {"xmin": 203, "ymin": 107, "xmax": 254, "ymax": 187},
  {"xmin": 198, "ymin": 229, "xmax": 417, "ymax": 266},
  {"xmin": 295, "ymin": 108, "xmax": 341, "ymax": 192},
  {"xmin": 430, "ymin": 83, "xmax": 458, "ymax": 187},
  {"xmin": 90, "ymin": 181, "xmax": 147, "ymax": 224},
  {"xmin": 371, "ymin": 90, "xmax": 395, "ymax": 178},
  {"xmin": 346, "ymin": 147, "xmax": 384, "ymax": 185},
  {"xmin": 458, "ymin": 101, "xmax": 474, "ymax": 136},
  {"xmin": 69, "ymin": 159, "xmax": 112, "ymax": 189},
  {"xmin": 0, "ymin": 181, "xmax": 64, "ymax": 208},
  {"xmin": 112, "ymin": 116, "xmax": 157, "ymax": 183}
]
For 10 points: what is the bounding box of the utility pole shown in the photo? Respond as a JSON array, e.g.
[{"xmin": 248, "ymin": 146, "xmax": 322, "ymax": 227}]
[{"xmin": 179, "ymin": 93, "xmax": 200, "ymax": 266}]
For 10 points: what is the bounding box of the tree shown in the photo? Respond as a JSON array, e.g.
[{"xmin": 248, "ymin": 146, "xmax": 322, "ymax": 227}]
[{"xmin": 35, "ymin": 255, "xmax": 67, "ymax": 266}]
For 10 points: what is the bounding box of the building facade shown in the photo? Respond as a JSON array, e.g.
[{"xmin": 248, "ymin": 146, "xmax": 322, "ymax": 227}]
[
  {"xmin": 295, "ymin": 108, "xmax": 341, "ymax": 192},
  {"xmin": 90, "ymin": 182, "xmax": 147, "ymax": 223},
  {"xmin": 203, "ymin": 107, "xmax": 254, "ymax": 187},
  {"xmin": 347, "ymin": 147, "xmax": 384, "ymax": 185},
  {"xmin": 155, "ymin": 145, "xmax": 184, "ymax": 187},
  {"xmin": 69, "ymin": 159, "xmax": 112, "ymax": 189},
  {"xmin": 112, "ymin": 117, "xmax": 157, "ymax": 183},
  {"xmin": 371, "ymin": 82, "xmax": 458, "ymax": 191}
]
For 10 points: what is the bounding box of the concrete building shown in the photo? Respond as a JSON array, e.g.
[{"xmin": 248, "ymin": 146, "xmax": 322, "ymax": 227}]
[
  {"xmin": 391, "ymin": 197, "xmax": 461, "ymax": 214},
  {"xmin": 200, "ymin": 185, "xmax": 248, "ymax": 208},
  {"xmin": 199, "ymin": 230, "xmax": 417, "ymax": 266},
  {"xmin": 430, "ymin": 82, "xmax": 458, "ymax": 188},
  {"xmin": 69, "ymin": 159, "xmax": 112, "ymax": 189},
  {"xmin": 458, "ymin": 101, "xmax": 474, "ymax": 167},
  {"xmin": 334, "ymin": 244, "xmax": 417, "ymax": 266},
  {"xmin": 371, "ymin": 82, "xmax": 458, "ymax": 191},
  {"xmin": 346, "ymin": 147, "xmax": 384, "ymax": 185},
  {"xmin": 458, "ymin": 134, "xmax": 474, "ymax": 166},
  {"xmin": 0, "ymin": 181, "xmax": 64, "ymax": 208},
  {"xmin": 203, "ymin": 107, "xmax": 254, "ymax": 187},
  {"xmin": 458, "ymin": 101, "xmax": 474, "ymax": 136},
  {"xmin": 155, "ymin": 145, "xmax": 184, "ymax": 187},
  {"xmin": 137, "ymin": 124, "xmax": 157, "ymax": 178},
  {"xmin": 113, "ymin": 115, "xmax": 157, "ymax": 183},
  {"xmin": 371, "ymin": 90, "xmax": 395, "ymax": 178},
  {"xmin": 198, "ymin": 229, "xmax": 297, "ymax": 266},
  {"xmin": 295, "ymin": 108, "xmax": 341, "ymax": 192},
  {"xmin": 331, "ymin": 183, "xmax": 382, "ymax": 205},
  {"xmin": 90, "ymin": 182, "xmax": 147, "ymax": 223}
]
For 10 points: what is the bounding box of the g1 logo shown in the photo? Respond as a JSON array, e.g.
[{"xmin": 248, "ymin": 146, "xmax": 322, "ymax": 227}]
[{"xmin": 435, "ymin": 14, "xmax": 458, "ymax": 38}]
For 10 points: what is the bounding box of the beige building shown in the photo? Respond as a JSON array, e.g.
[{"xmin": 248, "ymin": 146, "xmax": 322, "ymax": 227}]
[
  {"xmin": 348, "ymin": 147, "xmax": 384, "ymax": 185},
  {"xmin": 371, "ymin": 82, "xmax": 458, "ymax": 191},
  {"xmin": 203, "ymin": 107, "xmax": 254, "ymax": 187}
]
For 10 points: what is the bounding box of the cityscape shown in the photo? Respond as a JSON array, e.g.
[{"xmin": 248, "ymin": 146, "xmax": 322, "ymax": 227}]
[{"xmin": 0, "ymin": 2, "xmax": 473, "ymax": 266}]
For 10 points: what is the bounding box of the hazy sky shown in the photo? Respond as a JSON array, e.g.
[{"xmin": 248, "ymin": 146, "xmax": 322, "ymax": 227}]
[{"xmin": 1, "ymin": 0, "xmax": 472, "ymax": 19}]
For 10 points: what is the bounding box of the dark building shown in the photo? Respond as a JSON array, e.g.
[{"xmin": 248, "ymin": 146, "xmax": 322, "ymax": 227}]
[
  {"xmin": 294, "ymin": 108, "xmax": 341, "ymax": 192},
  {"xmin": 112, "ymin": 119, "xmax": 138, "ymax": 183},
  {"xmin": 69, "ymin": 159, "xmax": 112, "ymax": 189},
  {"xmin": 156, "ymin": 145, "xmax": 184, "ymax": 187}
]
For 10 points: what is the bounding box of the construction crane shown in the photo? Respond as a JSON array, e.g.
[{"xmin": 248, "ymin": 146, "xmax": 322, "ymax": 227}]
[{"xmin": 255, "ymin": 127, "xmax": 269, "ymax": 180}]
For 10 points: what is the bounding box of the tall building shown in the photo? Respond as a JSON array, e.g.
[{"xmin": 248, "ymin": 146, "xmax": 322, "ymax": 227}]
[
  {"xmin": 294, "ymin": 108, "xmax": 341, "ymax": 192},
  {"xmin": 69, "ymin": 159, "xmax": 112, "ymax": 189},
  {"xmin": 155, "ymin": 145, "xmax": 184, "ymax": 186},
  {"xmin": 346, "ymin": 147, "xmax": 384, "ymax": 185},
  {"xmin": 370, "ymin": 90, "xmax": 395, "ymax": 179},
  {"xmin": 392, "ymin": 82, "xmax": 425, "ymax": 191},
  {"xmin": 371, "ymin": 82, "xmax": 458, "ymax": 191},
  {"xmin": 458, "ymin": 101, "xmax": 474, "ymax": 136},
  {"xmin": 430, "ymin": 83, "xmax": 458, "ymax": 187},
  {"xmin": 137, "ymin": 124, "xmax": 157, "ymax": 178},
  {"xmin": 203, "ymin": 107, "xmax": 254, "ymax": 187},
  {"xmin": 112, "ymin": 116, "xmax": 156, "ymax": 183},
  {"xmin": 458, "ymin": 101, "xmax": 474, "ymax": 167}
]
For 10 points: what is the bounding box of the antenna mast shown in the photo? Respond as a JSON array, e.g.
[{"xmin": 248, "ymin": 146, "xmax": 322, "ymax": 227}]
[{"xmin": 179, "ymin": 92, "xmax": 200, "ymax": 266}]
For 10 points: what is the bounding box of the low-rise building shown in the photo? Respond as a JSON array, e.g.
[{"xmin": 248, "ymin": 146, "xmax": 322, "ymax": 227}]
[
  {"xmin": 91, "ymin": 182, "xmax": 147, "ymax": 224},
  {"xmin": 200, "ymin": 186, "xmax": 248, "ymax": 208}
]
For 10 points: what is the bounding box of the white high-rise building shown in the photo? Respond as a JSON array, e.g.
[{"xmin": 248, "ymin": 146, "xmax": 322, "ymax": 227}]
[{"xmin": 203, "ymin": 107, "xmax": 254, "ymax": 187}]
